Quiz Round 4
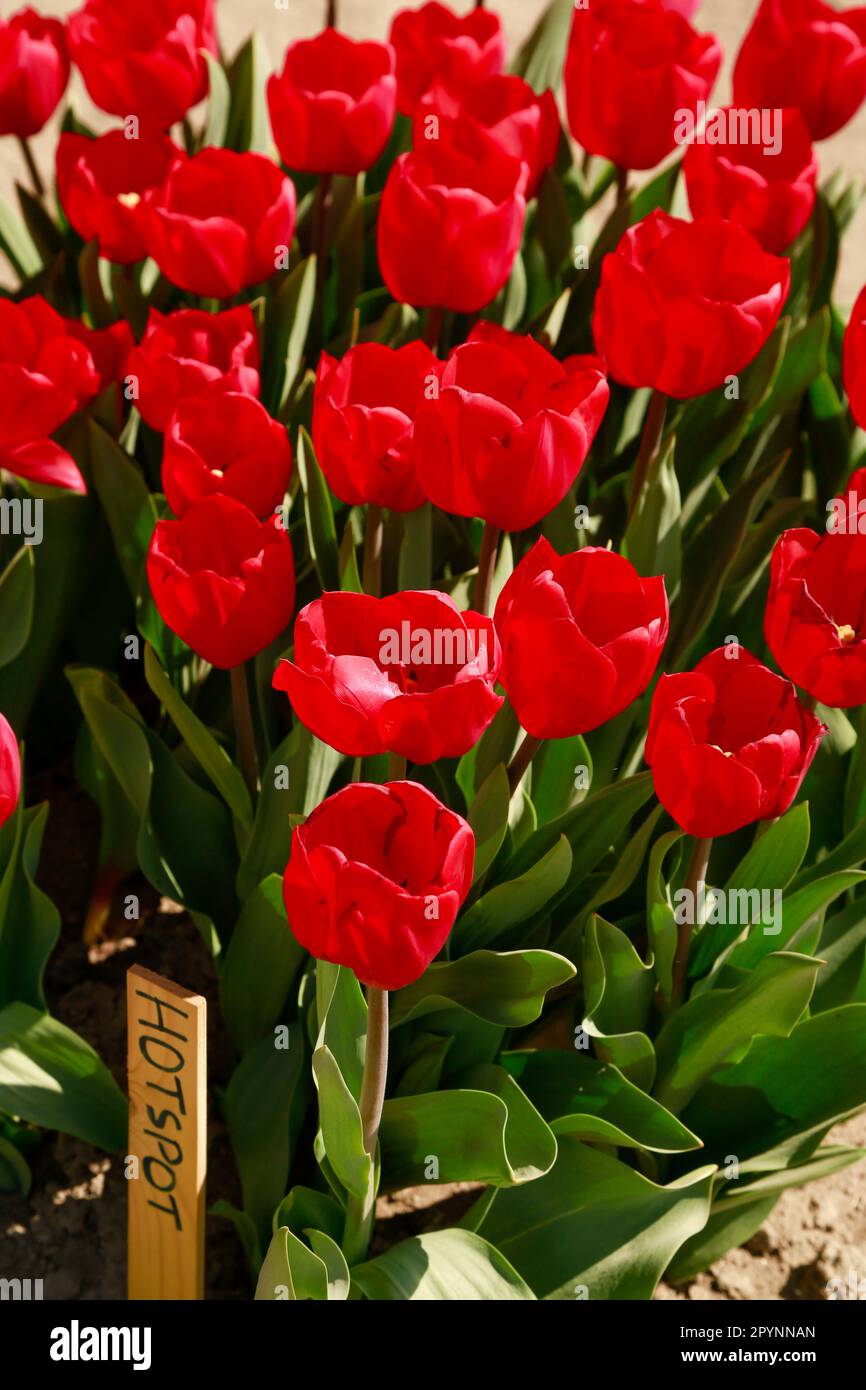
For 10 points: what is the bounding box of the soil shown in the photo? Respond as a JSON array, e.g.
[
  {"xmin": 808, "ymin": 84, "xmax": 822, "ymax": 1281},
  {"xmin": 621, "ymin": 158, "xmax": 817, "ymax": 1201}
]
[{"xmin": 1, "ymin": 762, "xmax": 864, "ymax": 1301}]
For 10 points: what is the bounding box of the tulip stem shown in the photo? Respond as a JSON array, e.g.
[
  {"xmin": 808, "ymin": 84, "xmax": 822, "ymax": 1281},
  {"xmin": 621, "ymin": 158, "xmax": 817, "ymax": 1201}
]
[
  {"xmin": 615, "ymin": 165, "xmax": 629, "ymax": 208},
  {"xmin": 231, "ymin": 663, "xmax": 259, "ymax": 800},
  {"xmin": 326, "ymin": 0, "xmax": 338, "ymax": 26},
  {"xmin": 18, "ymin": 138, "xmax": 44, "ymax": 200},
  {"xmin": 801, "ymin": 691, "xmax": 819, "ymax": 715},
  {"xmin": 314, "ymin": 172, "xmax": 333, "ymax": 330},
  {"xmin": 629, "ymin": 389, "xmax": 667, "ymax": 520},
  {"xmin": 363, "ymin": 503, "xmax": 383, "ymax": 597},
  {"xmin": 423, "ymin": 305, "xmax": 444, "ymax": 353},
  {"xmin": 342, "ymin": 985, "xmax": 389, "ymax": 1264},
  {"xmin": 473, "ymin": 522, "xmax": 501, "ymax": 616},
  {"xmin": 388, "ymin": 751, "xmax": 407, "ymax": 780},
  {"xmin": 671, "ymin": 835, "xmax": 712, "ymax": 1007},
  {"xmin": 507, "ymin": 732, "xmax": 544, "ymax": 795}
]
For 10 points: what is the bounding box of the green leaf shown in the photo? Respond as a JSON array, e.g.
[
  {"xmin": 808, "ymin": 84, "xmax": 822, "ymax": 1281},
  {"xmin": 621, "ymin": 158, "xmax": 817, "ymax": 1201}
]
[
  {"xmin": 502, "ymin": 771, "xmax": 654, "ymax": 887},
  {"xmin": 0, "ymin": 803, "xmax": 60, "ymax": 1010},
  {"xmin": 0, "ymin": 1003, "xmax": 127, "ymax": 1151},
  {"xmin": 255, "ymin": 1225, "xmax": 350, "ymax": 1300},
  {"xmin": 380, "ymin": 1064, "xmax": 557, "ymax": 1189},
  {"xmin": 666, "ymin": 1193, "xmax": 777, "ymax": 1285},
  {"xmin": 226, "ymin": 1027, "xmax": 306, "ymax": 1248},
  {"xmin": 748, "ymin": 308, "xmax": 830, "ymax": 435},
  {"xmin": 530, "ymin": 735, "xmax": 592, "ymax": 824},
  {"xmin": 262, "ymin": 256, "xmax": 316, "ymax": 415},
  {"xmin": 296, "ymin": 427, "xmax": 340, "ymax": 591},
  {"xmin": 0, "ymin": 195, "xmax": 41, "ymax": 278},
  {"xmin": 456, "ymin": 836, "xmax": 572, "ymax": 953},
  {"xmin": 220, "ymin": 875, "xmax": 305, "ymax": 1054},
  {"xmin": 814, "ymin": 898, "xmax": 866, "ymax": 1010},
  {"xmin": 582, "ymin": 914, "xmax": 656, "ymax": 1089},
  {"xmin": 467, "ymin": 763, "xmax": 510, "ymax": 885},
  {"xmin": 398, "ymin": 503, "xmax": 433, "ymax": 590},
  {"xmin": 478, "ymin": 1137, "xmax": 715, "ymax": 1299},
  {"xmin": 144, "ymin": 645, "xmax": 252, "ymax": 833},
  {"xmin": 89, "ymin": 421, "xmax": 158, "ymax": 600},
  {"xmin": 647, "ymin": 830, "xmax": 684, "ymax": 1002},
  {"xmin": 391, "ymin": 949, "xmax": 575, "ymax": 1029},
  {"xmin": 0, "ymin": 545, "xmax": 35, "ymax": 668},
  {"xmin": 723, "ymin": 871, "xmax": 865, "ymax": 972},
  {"xmin": 510, "ymin": 0, "xmax": 572, "ymax": 92},
  {"xmin": 502, "ymin": 1051, "xmax": 701, "ymax": 1154},
  {"xmin": 654, "ymin": 952, "xmax": 822, "ymax": 1115},
  {"xmin": 202, "ymin": 50, "xmax": 231, "ymax": 148},
  {"xmin": 623, "ymin": 434, "xmax": 681, "ymax": 594},
  {"xmin": 312, "ymin": 1045, "xmax": 371, "ymax": 1200},
  {"xmin": 354, "ymin": 1229, "xmax": 535, "ymax": 1300},
  {"xmin": 226, "ymin": 33, "xmax": 272, "ymax": 155}
]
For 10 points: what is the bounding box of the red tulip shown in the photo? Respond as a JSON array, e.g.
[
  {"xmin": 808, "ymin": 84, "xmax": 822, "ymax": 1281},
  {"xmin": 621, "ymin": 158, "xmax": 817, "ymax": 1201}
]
[
  {"xmin": 125, "ymin": 306, "xmax": 260, "ymax": 433},
  {"xmin": 162, "ymin": 393, "xmax": 292, "ymax": 522},
  {"xmin": 765, "ymin": 525, "xmax": 866, "ymax": 709},
  {"xmin": 57, "ymin": 130, "xmax": 184, "ymax": 265},
  {"xmin": 377, "ymin": 113, "xmax": 526, "ymax": 313},
  {"xmin": 313, "ymin": 341, "xmax": 438, "ymax": 513},
  {"xmin": 67, "ymin": 0, "xmax": 217, "ymax": 129},
  {"xmin": 267, "ymin": 29, "xmax": 396, "ymax": 176},
  {"xmin": 273, "ymin": 590, "xmax": 502, "ymax": 763},
  {"xmin": 844, "ymin": 285, "xmax": 866, "ymax": 431},
  {"xmin": 415, "ymin": 73, "xmax": 560, "ymax": 199},
  {"xmin": 564, "ymin": 0, "xmax": 721, "ymax": 171},
  {"xmin": 592, "ymin": 209, "xmax": 790, "ymax": 400},
  {"xmin": 389, "ymin": 1, "xmax": 505, "ymax": 116},
  {"xmin": 143, "ymin": 148, "xmax": 296, "ymax": 299},
  {"xmin": 413, "ymin": 324, "xmax": 608, "ymax": 532},
  {"xmin": 646, "ymin": 646, "xmax": 824, "ymax": 838},
  {"xmin": 146, "ymin": 495, "xmax": 295, "ymax": 669},
  {"xmin": 65, "ymin": 318, "xmax": 134, "ymax": 396},
  {"xmin": 733, "ymin": 0, "xmax": 866, "ymax": 141},
  {"xmin": 494, "ymin": 538, "xmax": 669, "ymax": 739},
  {"xmin": 0, "ymin": 295, "xmax": 121, "ymax": 494},
  {"xmin": 0, "ymin": 713, "xmax": 21, "ymax": 831},
  {"xmin": 282, "ymin": 780, "xmax": 475, "ymax": 990},
  {"xmin": 0, "ymin": 7, "xmax": 68, "ymax": 137},
  {"xmin": 683, "ymin": 106, "xmax": 817, "ymax": 255}
]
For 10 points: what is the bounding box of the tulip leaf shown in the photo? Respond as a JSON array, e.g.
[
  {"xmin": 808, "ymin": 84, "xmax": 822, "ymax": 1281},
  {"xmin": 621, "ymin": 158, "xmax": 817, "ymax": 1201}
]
[
  {"xmin": 391, "ymin": 949, "xmax": 575, "ymax": 1029},
  {"xmin": 398, "ymin": 503, "xmax": 432, "ymax": 591},
  {"xmin": 255, "ymin": 1224, "xmax": 350, "ymax": 1301},
  {"xmin": 0, "ymin": 195, "xmax": 41, "ymax": 279},
  {"xmin": 814, "ymin": 898, "xmax": 866, "ymax": 1011},
  {"xmin": 654, "ymin": 951, "xmax": 822, "ymax": 1115},
  {"xmin": 379, "ymin": 1064, "xmax": 557, "ymax": 1189},
  {"xmin": 721, "ymin": 871, "xmax": 865, "ymax": 973},
  {"xmin": 478, "ymin": 1136, "xmax": 715, "ymax": 1299},
  {"xmin": 0, "ymin": 1002, "xmax": 127, "ymax": 1152},
  {"xmin": 296, "ymin": 427, "xmax": 340, "ymax": 591},
  {"xmin": 501, "ymin": 771, "xmax": 654, "ymax": 887},
  {"xmin": 226, "ymin": 1026, "xmax": 307, "ymax": 1249},
  {"xmin": 353, "ymin": 1229, "xmax": 536, "ymax": 1301},
  {"xmin": 582, "ymin": 914, "xmax": 656, "ymax": 1089},
  {"xmin": 263, "ymin": 255, "xmax": 317, "ymax": 415},
  {"xmin": 226, "ymin": 32, "xmax": 273, "ymax": 156},
  {"xmin": 748, "ymin": 308, "xmax": 830, "ymax": 436},
  {"xmin": 0, "ymin": 544, "xmax": 35, "ymax": 668},
  {"xmin": 312, "ymin": 1044, "xmax": 371, "ymax": 1200},
  {"xmin": 502, "ymin": 1051, "xmax": 701, "ymax": 1154},
  {"xmin": 529, "ymin": 734, "xmax": 593, "ymax": 824},
  {"xmin": 623, "ymin": 434, "xmax": 681, "ymax": 595},
  {"xmin": 467, "ymin": 763, "xmax": 510, "ymax": 884},
  {"xmin": 220, "ymin": 875, "xmax": 305, "ymax": 1055},
  {"xmin": 0, "ymin": 801, "xmax": 59, "ymax": 1011},
  {"xmin": 455, "ymin": 837, "xmax": 572, "ymax": 953},
  {"xmin": 510, "ymin": 0, "xmax": 572, "ymax": 91},
  {"xmin": 646, "ymin": 829, "xmax": 684, "ymax": 1002},
  {"xmin": 665, "ymin": 1194, "xmax": 778, "ymax": 1286},
  {"xmin": 273, "ymin": 1185, "xmax": 345, "ymax": 1246},
  {"xmin": 144, "ymin": 644, "xmax": 253, "ymax": 834},
  {"xmin": 203, "ymin": 50, "xmax": 231, "ymax": 149},
  {"xmin": 89, "ymin": 421, "xmax": 158, "ymax": 601}
]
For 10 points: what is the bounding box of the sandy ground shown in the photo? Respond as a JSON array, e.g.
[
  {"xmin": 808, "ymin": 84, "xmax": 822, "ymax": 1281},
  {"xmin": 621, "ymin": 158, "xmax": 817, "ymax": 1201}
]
[{"xmin": 1, "ymin": 0, "xmax": 863, "ymax": 299}]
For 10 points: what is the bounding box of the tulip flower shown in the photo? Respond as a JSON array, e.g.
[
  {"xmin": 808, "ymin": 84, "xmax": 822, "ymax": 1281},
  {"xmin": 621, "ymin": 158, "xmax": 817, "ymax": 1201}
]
[
  {"xmin": 313, "ymin": 341, "xmax": 438, "ymax": 513},
  {"xmin": 0, "ymin": 7, "xmax": 68, "ymax": 138},
  {"xmin": 413, "ymin": 324, "xmax": 608, "ymax": 535},
  {"xmin": 389, "ymin": 1, "xmax": 505, "ymax": 116},
  {"xmin": 495, "ymin": 538, "xmax": 669, "ymax": 744},
  {"xmin": 0, "ymin": 714, "xmax": 21, "ymax": 831},
  {"xmin": 844, "ymin": 285, "xmax": 866, "ymax": 431},
  {"xmin": 733, "ymin": 0, "xmax": 866, "ymax": 141},
  {"xmin": 377, "ymin": 121, "xmax": 527, "ymax": 315},
  {"xmin": 67, "ymin": 0, "xmax": 217, "ymax": 130},
  {"xmin": 146, "ymin": 494, "xmax": 295, "ymax": 670},
  {"xmin": 646, "ymin": 646, "xmax": 824, "ymax": 839},
  {"xmin": 162, "ymin": 393, "xmax": 292, "ymax": 521},
  {"xmin": 0, "ymin": 296, "xmax": 127, "ymax": 494},
  {"xmin": 267, "ymin": 29, "xmax": 396, "ymax": 176},
  {"xmin": 282, "ymin": 779, "xmax": 475, "ymax": 991},
  {"xmin": 57, "ymin": 131, "xmax": 184, "ymax": 266},
  {"xmin": 126, "ymin": 307, "xmax": 261, "ymax": 433},
  {"xmin": 765, "ymin": 524, "xmax": 866, "ymax": 709},
  {"xmin": 593, "ymin": 210, "xmax": 791, "ymax": 401},
  {"xmin": 564, "ymin": 0, "xmax": 721, "ymax": 172},
  {"xmin": 273, "ymin": 590, "xmax": 502, "ymax": 763},
  {"xmin": 683, "ymin": 107, "xmax": 817, "ymax": 255},
  {"xmin": 142, "ymin": 148, "xmax": 297, "ymax": 299},
  {"xmin": 415, "ymin": 73, "xmax": 560, "ymax": 199}
]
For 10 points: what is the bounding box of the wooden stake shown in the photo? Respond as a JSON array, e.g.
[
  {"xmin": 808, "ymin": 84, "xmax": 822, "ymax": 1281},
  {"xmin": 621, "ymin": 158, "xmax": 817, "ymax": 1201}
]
[{"xmin": 127, "ymin": 965, "xmax": 207, "ymax": 1300}]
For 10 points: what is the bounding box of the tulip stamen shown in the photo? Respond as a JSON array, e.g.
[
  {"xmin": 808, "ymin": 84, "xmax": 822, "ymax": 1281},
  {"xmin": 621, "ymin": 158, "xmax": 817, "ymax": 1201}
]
[{"xmin": 837, "ymin": 623, "xmax": 857, "ymax": 645}]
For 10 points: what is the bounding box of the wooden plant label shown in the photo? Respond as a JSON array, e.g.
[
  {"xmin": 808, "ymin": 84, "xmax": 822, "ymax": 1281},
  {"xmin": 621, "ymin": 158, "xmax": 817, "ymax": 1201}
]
[{"xmin": 127, "ymin": 965, "xmax": 207, "ymax": 1301}]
